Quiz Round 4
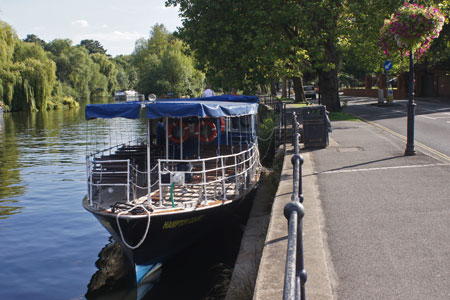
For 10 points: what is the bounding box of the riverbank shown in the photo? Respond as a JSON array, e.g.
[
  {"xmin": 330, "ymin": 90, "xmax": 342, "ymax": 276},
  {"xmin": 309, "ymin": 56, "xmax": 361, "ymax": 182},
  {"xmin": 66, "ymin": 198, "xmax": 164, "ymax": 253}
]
[
  {"xmin": 226, "ymin": 104, "xmax": 335, "ymax": 300},
  {"xmin": 225, "ymin": 146, "xmax": 284, "ymax": 300}
]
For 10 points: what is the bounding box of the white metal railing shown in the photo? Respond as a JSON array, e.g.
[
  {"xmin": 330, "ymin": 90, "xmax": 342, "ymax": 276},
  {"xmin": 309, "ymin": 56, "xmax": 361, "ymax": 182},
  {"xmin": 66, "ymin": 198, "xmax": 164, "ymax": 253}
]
[
  {"xmin": 157, "ymin": 143, "xmax": 259, "ymax": 206},
  {"xmin": 87, "ymin": 142, "xmax": 259, "ymax": 209},
  {"xmin": 86, "ymin": 139, "xmax": 149, "ymax": 206},
  {"xmin": 88, "ymin": 138, "xmax": 145, "ymax": 158},
  {"xmin": 88, "ymin": 159, "xmax": 131, "ymax": 206}
]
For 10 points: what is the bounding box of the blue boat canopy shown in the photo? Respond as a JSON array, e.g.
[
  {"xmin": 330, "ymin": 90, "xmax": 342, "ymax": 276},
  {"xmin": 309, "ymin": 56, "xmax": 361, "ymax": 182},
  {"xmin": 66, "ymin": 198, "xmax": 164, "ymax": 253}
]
[
  {"xmin": 85, "ymin": 101, "xmax": 141, "ymax": 120},
  {"xmin": 85, "ymin": 95, "xmax": 259, "ymax": 120}
]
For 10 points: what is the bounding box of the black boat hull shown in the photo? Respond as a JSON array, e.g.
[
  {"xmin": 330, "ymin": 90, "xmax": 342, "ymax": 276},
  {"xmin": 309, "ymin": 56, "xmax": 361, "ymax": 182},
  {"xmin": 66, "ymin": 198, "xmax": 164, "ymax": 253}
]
[{"xmin": 83, "ymin": 186, "xmax": 256, "ymax": 268}]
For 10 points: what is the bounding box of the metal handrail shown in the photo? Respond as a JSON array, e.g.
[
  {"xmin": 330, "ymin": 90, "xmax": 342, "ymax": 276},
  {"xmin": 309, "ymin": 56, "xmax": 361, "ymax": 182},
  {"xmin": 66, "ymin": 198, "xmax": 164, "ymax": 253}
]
[
  {"xmin": 157, "ymin": 143, "xmax": 259, "ymax": 205},
  {"xmin": 283, "ymin": 112, "xmax": 306, "ymax": 300},
  {"xmin": 259, "ymin": 94, "xmax": 288, "ymax": 148}
]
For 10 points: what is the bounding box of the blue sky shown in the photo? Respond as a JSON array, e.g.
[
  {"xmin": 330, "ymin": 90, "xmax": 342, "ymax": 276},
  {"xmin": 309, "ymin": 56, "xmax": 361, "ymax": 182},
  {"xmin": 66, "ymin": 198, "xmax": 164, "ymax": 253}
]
[{"xmin": 0, "ymin": 0, "xmax": 182, "ymax": 57}]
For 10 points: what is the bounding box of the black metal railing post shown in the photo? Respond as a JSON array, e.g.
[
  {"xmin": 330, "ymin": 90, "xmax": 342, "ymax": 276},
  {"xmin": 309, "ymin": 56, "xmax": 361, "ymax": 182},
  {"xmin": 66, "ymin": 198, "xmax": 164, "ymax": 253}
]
[
  {"xmin": 283, "ymin": 112, "xmax": 307, "ymax": 300},
  {"xmin": 284, "ymin": 103, "xmax": 287, "ymax": 145}
]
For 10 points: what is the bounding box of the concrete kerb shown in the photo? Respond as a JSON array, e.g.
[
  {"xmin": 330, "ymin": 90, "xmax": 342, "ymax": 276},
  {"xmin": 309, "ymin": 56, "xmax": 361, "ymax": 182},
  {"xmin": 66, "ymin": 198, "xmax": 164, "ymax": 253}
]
[{"xmin": 252, "ymin": 144, "xmax": 333, "ymax": 300}]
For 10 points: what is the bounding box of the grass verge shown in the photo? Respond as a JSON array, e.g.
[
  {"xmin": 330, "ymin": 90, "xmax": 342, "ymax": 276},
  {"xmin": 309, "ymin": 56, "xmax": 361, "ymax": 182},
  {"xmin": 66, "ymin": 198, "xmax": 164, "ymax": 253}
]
[{"xmin": 329, "ymin": 111, "xmax": 360, "ymax": 121}]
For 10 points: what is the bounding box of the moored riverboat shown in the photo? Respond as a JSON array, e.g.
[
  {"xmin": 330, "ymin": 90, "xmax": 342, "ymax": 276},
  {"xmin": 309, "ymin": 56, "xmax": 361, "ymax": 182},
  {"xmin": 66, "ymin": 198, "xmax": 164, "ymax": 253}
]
[
  {"xmin": 114, "ymin": 90, "xmax": 141, "ymax": 102},
  {"xmin": 83, "ymin": 95, "xmax": 261, "ymax": 288}
]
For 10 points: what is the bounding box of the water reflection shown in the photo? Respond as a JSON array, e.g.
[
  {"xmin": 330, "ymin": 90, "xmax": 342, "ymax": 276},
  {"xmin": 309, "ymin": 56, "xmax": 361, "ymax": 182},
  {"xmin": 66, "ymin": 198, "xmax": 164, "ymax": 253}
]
[
  {"xmin": 0, "ymin": 107, "xmax": 88, "ymax": 219},
  {"xmin": 0, "ymin": 97, "xmax": 146, "ymax": 300},
  {"xmin": 0, "ymin": 112, "xmax": 25, "ymax": 217}
]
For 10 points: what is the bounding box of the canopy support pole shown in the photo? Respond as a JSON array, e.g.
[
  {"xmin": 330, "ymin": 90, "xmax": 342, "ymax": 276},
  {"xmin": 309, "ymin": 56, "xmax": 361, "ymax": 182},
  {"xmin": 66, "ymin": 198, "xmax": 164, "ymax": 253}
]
[
  {"xmin": 217, "ymin": 118, "xmax": 221, "ymax": 156},
  {"xmin": 165, "ymin": 117, "xmax": 169, "ymax": 160},
  {"xmin": 180, "ymin": 118, "xmax": 183, "ymax": 159},
  {"xmin": 239, "ymin": 116, "xmax": 242, "ymax": 153},
  {"xmin": 198, "ymin": 118, "xmax": 200, "ymax": 159},
  {"xmin": 226, "ymin": 117, "xmax": 229, "ymax": 146},
  {"xmin": 147, "ymin": 119, "xmax": 151, "ymax": 203}
]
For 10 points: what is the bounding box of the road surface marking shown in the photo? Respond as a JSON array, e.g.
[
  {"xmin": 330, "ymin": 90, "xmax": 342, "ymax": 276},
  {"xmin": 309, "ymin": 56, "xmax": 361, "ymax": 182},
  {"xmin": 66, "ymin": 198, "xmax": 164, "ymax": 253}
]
[
  {"xmin": 348, "ymin": 113, "xmax": 450, "ymax": 163},
  {"xmin": 418, "ymin": 115, "xmax": 436, "ymax": 120},
  {"xmin": 319, "ymin": 163, "xmax": 450, "ymax": 174}
]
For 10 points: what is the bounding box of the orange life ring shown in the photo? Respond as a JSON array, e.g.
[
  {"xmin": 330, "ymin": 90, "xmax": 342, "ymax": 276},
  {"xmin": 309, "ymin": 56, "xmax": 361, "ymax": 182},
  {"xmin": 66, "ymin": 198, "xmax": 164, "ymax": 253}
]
[
  {"xmin": 168, "ymin": 121, "xmax": 190, "ymax": 144},
  {"xmin": 220, "ymin": 118, "xmax": 225, "ymax": 133},
  {"xmin": 195, "ymin": 120, "xmax": 217, "ymax": 143}
]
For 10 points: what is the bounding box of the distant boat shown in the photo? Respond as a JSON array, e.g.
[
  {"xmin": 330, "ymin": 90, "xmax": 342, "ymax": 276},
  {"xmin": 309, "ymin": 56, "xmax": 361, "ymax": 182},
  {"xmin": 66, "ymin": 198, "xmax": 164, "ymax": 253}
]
[
  {"xmin": 83, "ymin": 95, "xmax": 261, "ymax": 290},
  {"xmin": 114, "ymin": 90, "xmax": 142, "ymax": 102}
]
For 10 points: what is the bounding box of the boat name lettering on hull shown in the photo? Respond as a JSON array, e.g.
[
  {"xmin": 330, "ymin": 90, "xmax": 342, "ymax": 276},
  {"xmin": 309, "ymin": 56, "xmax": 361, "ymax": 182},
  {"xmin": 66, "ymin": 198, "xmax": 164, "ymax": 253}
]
[{"xmin": 162, "ymin": 215, "xmax": 205, "ymax": 229}]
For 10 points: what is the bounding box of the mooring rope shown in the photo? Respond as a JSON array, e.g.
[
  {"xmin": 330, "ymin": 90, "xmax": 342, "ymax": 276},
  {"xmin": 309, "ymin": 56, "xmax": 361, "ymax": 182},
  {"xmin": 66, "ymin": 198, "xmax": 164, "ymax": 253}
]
[
  {"xmin": 257, "ymin": 127, "xmax": 276, "ymax": 142},
  {"xmin": 116, "ymin": 204, "xmax": 151, "ymax": 249},
  {"xmin": 258, "ymin": 127, "xmax": 276, "ymax": 162}
]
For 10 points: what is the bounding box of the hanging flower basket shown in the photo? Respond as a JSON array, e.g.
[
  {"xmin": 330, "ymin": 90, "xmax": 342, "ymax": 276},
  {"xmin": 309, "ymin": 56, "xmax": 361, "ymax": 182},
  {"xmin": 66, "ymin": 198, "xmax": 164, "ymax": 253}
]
[{"xmin": 380, "ymin": 3, "xmax": 446, "ymax": 58}]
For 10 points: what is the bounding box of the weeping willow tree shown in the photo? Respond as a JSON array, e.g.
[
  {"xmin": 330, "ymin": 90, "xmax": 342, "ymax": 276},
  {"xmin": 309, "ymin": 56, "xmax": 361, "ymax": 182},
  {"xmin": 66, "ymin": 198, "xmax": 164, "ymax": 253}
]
[
  {"xmin": 0, "ymin": 20, "xmax": 56, "ymax": 111},
  {"xmin": 0, "ymin": 21, "xmax": 17, "ymax": 110}
]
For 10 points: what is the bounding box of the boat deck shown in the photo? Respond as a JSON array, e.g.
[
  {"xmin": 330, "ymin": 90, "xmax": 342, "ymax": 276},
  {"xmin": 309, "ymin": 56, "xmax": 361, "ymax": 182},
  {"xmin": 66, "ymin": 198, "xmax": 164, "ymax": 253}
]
[{"xmin": 88, "ymin": 138, "xmax": 259, "ymax": 215}]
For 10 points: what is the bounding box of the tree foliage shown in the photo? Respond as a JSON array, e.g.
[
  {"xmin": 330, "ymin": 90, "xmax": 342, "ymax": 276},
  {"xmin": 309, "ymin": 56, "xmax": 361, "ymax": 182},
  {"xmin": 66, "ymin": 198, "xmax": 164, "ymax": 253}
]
[
  {"xmin": 132, "ymin": 24, "xmax": 204, "ymax": 97},
  {"xmin": 79, "ymin": 39, "xmax": 107, "ymax": 55},
  {"xmin": 1, "ymin": 19, "xmax": 205, "ymax": 111},
  {"xmin": 23, "ymin": 34, "xmax": 46, "ymax": 48},
  {"xmin": 114, "ymin": 55, "xmax": 138, "ymax": 90},
  {"xmin": 166, "ymin": 0, "xmax": 344, "ymax": 108},
  {"xmin": 44, "ymin": 38, "xmax": 119, "ymax": 100},
  {"xmin": 167, "ymin": 0, "xmax": 450, "ymax": 111},
  {"xmin": 1, "ymin": 21, "xmax": 56, "ymax": 111}
]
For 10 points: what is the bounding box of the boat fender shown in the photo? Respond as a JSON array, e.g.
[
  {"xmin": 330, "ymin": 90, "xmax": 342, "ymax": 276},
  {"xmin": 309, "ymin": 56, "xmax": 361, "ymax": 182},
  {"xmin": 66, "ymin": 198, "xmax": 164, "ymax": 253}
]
[
  {"xmin": 195, "ymin": 120, "xmax": 217, "ymax": 143},
  {"xmin": 168, "ymin": 121, "xmax": 190, "ymax": 144}
]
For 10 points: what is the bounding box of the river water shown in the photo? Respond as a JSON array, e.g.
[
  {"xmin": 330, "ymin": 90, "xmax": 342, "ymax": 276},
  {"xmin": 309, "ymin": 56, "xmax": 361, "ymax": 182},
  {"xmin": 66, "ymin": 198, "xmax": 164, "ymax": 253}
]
[{"xmin": 0, "ymin": 101, "xmax": 245, "ymax": 300}]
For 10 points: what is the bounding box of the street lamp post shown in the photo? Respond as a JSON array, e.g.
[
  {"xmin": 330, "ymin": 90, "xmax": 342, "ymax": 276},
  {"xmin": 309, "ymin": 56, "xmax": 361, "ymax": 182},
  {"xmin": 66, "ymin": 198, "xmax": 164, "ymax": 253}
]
[
  {"xmin": 404, "ymin": 50, "xmax": 416, "ymax": 156},
  {"xmin": 404, "ymin": 2, "xmax": 416, "ymax": 156}
]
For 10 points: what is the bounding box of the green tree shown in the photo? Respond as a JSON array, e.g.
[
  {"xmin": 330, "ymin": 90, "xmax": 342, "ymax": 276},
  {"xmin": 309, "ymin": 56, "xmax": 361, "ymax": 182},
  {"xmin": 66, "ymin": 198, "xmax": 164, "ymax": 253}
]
[
  {"xmin": 133, "ymin": 24, "xmax": 204, "ymax": 97},
  {"xmin": 46, "ymin": 39, "xmax": 100, "ymax": 100},
  {"xmin": 0, "ymin": 20, "xmax": 17, "ymax": 109},
  {"xmin": 167, "ymin": 0, "xmax": 420, "ymax": 111},
  {"xmin": 23, "ymin": 34, "xmax": 46, "ymax": 48},
  {"xmin": 90, "ymin": 52, "xmax": 118, "ymax": 96},
  {"xmin": 114, "ymin": 55, "xmax": 138, "ymax": 90},
  {"xmin": 12, "ymin": 41, "xmax": 56, "ymax": 111},
  {"xmin": 0, "ymin": 21, "xmax": 56, "ymax": 111},
  {"xmin": 79, "ymin": 39, "xmax": 107, "ymax": 55}
]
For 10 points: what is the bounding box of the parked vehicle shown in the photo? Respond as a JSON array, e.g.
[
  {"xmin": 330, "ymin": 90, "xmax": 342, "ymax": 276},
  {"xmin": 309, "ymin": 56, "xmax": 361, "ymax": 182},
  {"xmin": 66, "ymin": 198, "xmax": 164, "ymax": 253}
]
[{"xmin": 303, "ymin": 85, "xmax": 316, "ymax": 100}]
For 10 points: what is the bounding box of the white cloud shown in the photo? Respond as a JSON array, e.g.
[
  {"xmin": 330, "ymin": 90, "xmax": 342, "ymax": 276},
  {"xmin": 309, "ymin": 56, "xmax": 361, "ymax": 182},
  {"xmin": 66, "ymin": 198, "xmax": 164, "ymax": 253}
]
[
  {"xmin": 77, "ymin": 31, "xmax": 144, "ymax": 42},
  {"xmin": 72, "ymin": 20, "xmax": 89, "ymax": 28}
]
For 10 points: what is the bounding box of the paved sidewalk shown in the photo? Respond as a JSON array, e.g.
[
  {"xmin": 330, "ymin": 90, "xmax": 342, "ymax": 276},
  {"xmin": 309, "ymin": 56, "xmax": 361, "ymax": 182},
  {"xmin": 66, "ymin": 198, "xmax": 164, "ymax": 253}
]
[
  {"xmin": 253, "ymin": 145, "xmax": 333, "ymax": 300},
  {"xmin": 253, "ymin": 102, "xmax": 450, "ymax": 299},
  {"xmin": 311, "ymin": 119, "xmax": 450, "ymax": 300}
]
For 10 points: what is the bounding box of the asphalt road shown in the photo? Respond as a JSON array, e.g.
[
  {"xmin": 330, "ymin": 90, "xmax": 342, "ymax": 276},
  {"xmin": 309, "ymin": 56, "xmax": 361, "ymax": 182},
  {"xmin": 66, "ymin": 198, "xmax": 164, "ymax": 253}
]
[
  {"xmin": 310, "ymin": 114, "xmax": 450, "ymax": 300},
  {"xmin": 342, "ymin": 96, "xmax": 450, "ymax": 162}
]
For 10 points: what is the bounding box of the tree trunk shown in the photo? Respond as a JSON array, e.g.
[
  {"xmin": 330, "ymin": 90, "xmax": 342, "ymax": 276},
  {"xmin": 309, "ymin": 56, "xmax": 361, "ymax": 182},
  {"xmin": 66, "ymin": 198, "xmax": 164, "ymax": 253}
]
[
  {"xmin": 293, "ymin": 76, "xmax": 305, "ymax": 103},
  {"xmin": 319, "ymin": 69, "xmax": 340, "ymax": 112},
  {"xmin": 319, "ymin": 38, "xmax": 341, "ymax": 112},
  {"xmin": 281, "ymin": 77, "xmax": 287, "ymax": 98},
  {"xmin": 270, "ymin": 80, "xmax": 277, "ymax": 96}
]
